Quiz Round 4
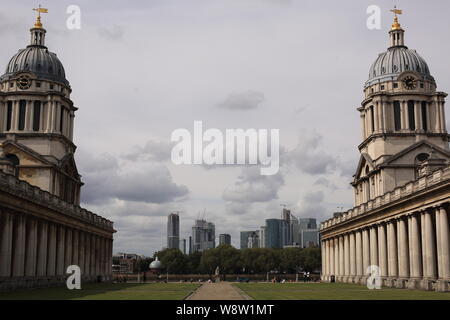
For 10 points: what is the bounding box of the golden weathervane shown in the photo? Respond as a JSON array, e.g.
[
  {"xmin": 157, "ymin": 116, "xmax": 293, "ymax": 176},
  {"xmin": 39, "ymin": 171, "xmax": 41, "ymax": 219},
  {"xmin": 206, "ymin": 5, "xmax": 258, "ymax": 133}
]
[
  {"xmin": 390, "ymin": 6, "xmax": 403, "ymax": 30},
  {"xmin": 32, "ymin": 5, "xmax": 48, "ymax": 28}
]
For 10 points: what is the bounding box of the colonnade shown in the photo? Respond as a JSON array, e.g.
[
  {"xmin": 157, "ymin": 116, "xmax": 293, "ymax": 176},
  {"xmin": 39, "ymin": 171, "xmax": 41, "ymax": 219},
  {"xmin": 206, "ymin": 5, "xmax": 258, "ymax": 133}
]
[
  {"xmin": 321, "ymin": 205, "xmax": 450, "ymax": 290},
  {"xmin": 0, "ymin": 98, "xmax": 74, "ymax": 140},
  {"xmin": 361, "ymin": 98, "xmax": 446, "ymax": 139},
  {"xmin": 0, "ymin": 211, "xmax": 113, "ymax": 285}
]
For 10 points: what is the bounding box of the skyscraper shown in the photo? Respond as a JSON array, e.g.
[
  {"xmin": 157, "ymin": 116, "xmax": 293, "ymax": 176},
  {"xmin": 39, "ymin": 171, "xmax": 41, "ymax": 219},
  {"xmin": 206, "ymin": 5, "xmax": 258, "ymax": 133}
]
[
  {"xmin": 192, "ymin": 219, "xmax": 215, "ymax": 252},
  {"xmin": 219, "ymin": 234, "xmax": 231, "ymax": 246},
  {"xmin": 179, "ymin": 238, "xmax": 186, "ymax": 254},
  {"xmin": 240, "ymin": 231, "xmax": 259, "ymax": 249},
  {"xmin": 167, "ymin": 213, "xmax": 180, "ymax": 249},
  {"xmin": 264, "ymin": 219, "xmax": 288, "ymax": 248}
]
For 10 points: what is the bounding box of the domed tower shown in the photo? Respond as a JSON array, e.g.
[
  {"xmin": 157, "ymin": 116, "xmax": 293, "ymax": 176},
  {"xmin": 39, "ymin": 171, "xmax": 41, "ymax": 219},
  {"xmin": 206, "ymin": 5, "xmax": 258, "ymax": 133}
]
[
  {"xmin": 0, "ymin": 10, "xmax": 81, "ymax": 205},
  {"xmin": 353, "ymin": 10, "xmax": 450, "ymax": 206}
]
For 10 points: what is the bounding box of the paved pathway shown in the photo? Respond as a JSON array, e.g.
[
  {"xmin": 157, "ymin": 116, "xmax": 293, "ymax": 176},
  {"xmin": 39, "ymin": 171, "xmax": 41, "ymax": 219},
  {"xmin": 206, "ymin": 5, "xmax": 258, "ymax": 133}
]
[{"xmin": 186, "ymin": 282, "xmax": 252, "ymax": 300}]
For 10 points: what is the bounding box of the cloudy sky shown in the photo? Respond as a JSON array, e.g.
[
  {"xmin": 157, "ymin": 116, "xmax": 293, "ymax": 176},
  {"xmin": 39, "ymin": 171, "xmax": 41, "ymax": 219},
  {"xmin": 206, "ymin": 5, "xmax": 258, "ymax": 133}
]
[{"xmin": 2, "ymin": 0, "xmax": 450, "ymax": 255}]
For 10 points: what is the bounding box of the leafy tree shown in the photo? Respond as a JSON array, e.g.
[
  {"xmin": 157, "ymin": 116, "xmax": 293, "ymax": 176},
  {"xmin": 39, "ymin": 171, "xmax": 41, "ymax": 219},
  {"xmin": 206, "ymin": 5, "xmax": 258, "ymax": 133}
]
[
  {"xmin": 153, "ymin": 248, "xmax": 187, "ymax": 274},
  {"xmin": 301, "ymin": 247, "xmax": 321, "ymax": 272}
]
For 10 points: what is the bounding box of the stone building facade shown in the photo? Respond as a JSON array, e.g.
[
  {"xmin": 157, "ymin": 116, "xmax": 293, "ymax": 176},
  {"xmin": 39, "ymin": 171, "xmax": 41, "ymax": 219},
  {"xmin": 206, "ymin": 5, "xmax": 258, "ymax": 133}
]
[
  {"xmin": 320, "ymin": 13, "xmax": 450, "ymax": 291},
  {"xmin": 0, "ymin": 13, "xmax": 115, "ymax": 290}
]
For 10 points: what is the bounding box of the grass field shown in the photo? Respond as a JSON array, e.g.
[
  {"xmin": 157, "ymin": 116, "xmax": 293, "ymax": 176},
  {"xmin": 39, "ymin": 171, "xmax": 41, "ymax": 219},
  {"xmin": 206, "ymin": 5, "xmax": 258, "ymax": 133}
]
[
  {"xmin": 0, "ymin": 282, "xmax": 200, "ymax": 300},
  {"xmin": 234, "ymin": 282, "xmax": 450, "ymax": 300}
]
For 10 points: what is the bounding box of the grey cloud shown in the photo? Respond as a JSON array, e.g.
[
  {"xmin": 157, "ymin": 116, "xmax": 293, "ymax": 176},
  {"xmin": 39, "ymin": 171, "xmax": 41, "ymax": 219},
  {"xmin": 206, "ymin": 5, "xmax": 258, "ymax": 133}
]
[
  {"xmin": 77, "ymin": 150, "xmax": 189, "ymax": 205},
  {"xmin": 122, "ymin": 139, "xmax": 173, "ymax": 162},
  {"xmin": 218, "ymin": 90, "xmax": 265, "ymax": 111},
  {"xmin": 283, "ymin": 131, "xmax": 338, "ymax": 175},
  {"xmin": 222, "ymin": 166, "xmax": 284, "ymax": 204}
]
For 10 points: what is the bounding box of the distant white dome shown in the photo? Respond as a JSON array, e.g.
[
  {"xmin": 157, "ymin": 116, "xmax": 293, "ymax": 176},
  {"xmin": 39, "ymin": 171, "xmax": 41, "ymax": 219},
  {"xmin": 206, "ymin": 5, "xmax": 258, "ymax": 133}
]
[{"xmin": 150, "ymin": 256, "xmax": 162, "ymax": 269}]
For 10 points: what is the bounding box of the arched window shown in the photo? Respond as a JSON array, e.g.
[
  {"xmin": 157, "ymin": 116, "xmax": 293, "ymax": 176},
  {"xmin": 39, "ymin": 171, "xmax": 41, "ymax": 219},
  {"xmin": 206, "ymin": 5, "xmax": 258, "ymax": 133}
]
[{"xmin": 6, "ymin": 154, "xmax": 20, "ymax": 177}]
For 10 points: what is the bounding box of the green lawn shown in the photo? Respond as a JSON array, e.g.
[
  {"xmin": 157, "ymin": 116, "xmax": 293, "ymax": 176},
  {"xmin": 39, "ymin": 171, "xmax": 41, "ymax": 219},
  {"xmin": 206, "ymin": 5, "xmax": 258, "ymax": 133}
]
[
  {"xmin": 0, "ymin": 282, "xmax": 200, "ymax": 300},
  {"xmin": 234, "ymin": 282, "xmax": 450, "ymax": 300}
]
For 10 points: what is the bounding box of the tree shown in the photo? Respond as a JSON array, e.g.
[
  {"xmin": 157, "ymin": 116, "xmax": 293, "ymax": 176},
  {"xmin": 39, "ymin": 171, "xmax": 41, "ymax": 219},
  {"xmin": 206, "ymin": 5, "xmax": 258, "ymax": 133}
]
[
  {"xmin": 301, "ymin": 247, "xmax": 321, "ymax": 272},
  {"xmin": 154, "ymin": 248, "xmax": 187, "ymax": 274}
]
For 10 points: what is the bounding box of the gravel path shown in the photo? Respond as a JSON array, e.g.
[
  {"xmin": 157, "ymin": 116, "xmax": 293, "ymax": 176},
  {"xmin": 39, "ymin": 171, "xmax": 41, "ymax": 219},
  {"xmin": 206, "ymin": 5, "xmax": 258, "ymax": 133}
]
[{"xmin": 186, "ymin": 282, "xmax": 252, "ymax": 300}]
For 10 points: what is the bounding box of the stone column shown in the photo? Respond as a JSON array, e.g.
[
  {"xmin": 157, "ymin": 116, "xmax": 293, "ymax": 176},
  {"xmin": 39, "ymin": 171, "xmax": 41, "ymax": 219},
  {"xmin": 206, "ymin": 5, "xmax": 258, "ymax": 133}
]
[
  {"xmin": 440, "ymin": 100, "xmax": 446, "ymax": 132},
  {"xmin": 72, "ymin": 230, "xmax": 79, "ymax": 266},
  {"xmin": 339, "ymin": 236, "xmax": 344, "ymax": 278},
  {"xmin": 79, "ymin": 232, "xmax": 85, "ymax": 275},
  {"xmin": 65, "ymin": 229, "xmax": 73, "ymax": 270},
  {"xmin": 343, "ymin": 234, "xmax": 349, "ymax": 279},
  {"xmin": 324, "ymin": 239, "xmax": 329, "ymax": 277},
  {"xmin": 377, "ymin": 101, "xmax": 383, "ymax": 132},
  {"xmin": 334, "ymin": 237, "xmax": 339, "ymax": 277},
  {"xmin": 56, "ymin": 225, "xmax": 66, "ymax": 275},
  {"xmin": 25, "ymin": 218, "xmax": 38, "ymax": 276},
  {"xmin": 24, "ymin": 100, "xmax": 32, "ymax": 131},
  {"xmin": 369, "ymin": 226, "xmax": 378, "ymax": 266},
  {"xmin": 373, "ymin": 103, "xmax": 379, "ymax": 133},
  {"xmin": 437, "ymin": 207, "xmax": 450, "ymax": 279},
  {"xmin": 362, "ymin": 228, "xmax": 370, "ymax": 277},
  {"xmin": 408, "ymin": 214, "xmax": 422, "ymax": 280},
  {"xmin": 397, "ymin": 217, "xmax": 410, "ymax": 279},
  {"xmin": 36, "ymin": 220, "xmax": 48, "ymax": 276},
  {"xmin": 349, "ymin": 232, "xmax": 356, "ymax": 278},
  {"xmin": 387, "ymin": 221, "xmax": 398, "ymax": 278},
  {"xmin": 84, "ymin": 234, "xmax": 91, "ymax": 277},
  {"xmin": 414, "ymin": 101, "xmax": 422, "ymax": 131},
  {"xmin": 46, "ymin": 223, "xmax": 57, "ymax": 276},
  {"xmin": 434, "ymin": 100, "xmax": 442, "ymax": 133},
  {"xmin": 90, "ymin": 234, "xmax": 96, "ymax": 276},
  {"xmin": 0, "ymin": 212, "xmax": 13, "ymax": 277},
  {"xmin": 12, "ymin": 214, "xmax": 26, "ymax": 277},
  {"xmin": 377, "ymin": 223, "xmax": 388, "ymax": 278},
  {"xmin": 321, "ymin": 240, "xmax": 326, "ymax": 279},
  {"xmin": 329, "ymin": 238, "xmax": 335, "ymax": 276},
  {"xmin": 423, "ymin": 210, "xmax": 437, "ymax": 279},
  {"xmin": 401, "ymin": 100, "xmax": 408, "ymax": 131},
  {"xmin": 355, "ymin": 230, "xmax": 363, "ymax": 277}
]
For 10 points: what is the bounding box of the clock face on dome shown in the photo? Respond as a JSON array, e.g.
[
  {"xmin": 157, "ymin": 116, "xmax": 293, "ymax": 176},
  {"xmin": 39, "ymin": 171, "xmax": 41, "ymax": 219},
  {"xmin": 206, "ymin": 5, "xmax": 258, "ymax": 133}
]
[
  {"xmin": 402, "ymin": 75, "xmax": 417, "ymax": 90},
  {"xmin": 16, "ymin": 74, "xmax": 32, "ymax": 90}
]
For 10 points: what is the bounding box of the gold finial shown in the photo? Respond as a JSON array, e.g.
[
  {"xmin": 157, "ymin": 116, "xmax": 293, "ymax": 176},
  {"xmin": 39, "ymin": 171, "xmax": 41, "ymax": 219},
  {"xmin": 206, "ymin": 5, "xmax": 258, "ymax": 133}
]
[
  {"xmin": 390, "ymin": 6, "xmax": 403, "ymax": 30},
  {"xmin": 32, "ymin": 5, "xmax": 48, "ymax": 28}
]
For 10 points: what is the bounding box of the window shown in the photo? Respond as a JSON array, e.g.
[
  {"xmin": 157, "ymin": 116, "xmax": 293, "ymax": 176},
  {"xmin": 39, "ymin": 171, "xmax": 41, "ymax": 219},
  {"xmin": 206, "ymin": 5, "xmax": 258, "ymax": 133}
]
[
  {"xmin": 370, "ymin": 106, "xmax": 375, "ymax": 133},
  {"xmin": 408, "ymin": 100, "xmax": 415, "ymax": 130},
  {"xmin": 50, "ymin": 84, "xmax": 54, "ymax": 90},
  {"xmin": 381, "ymin": 85, "xmax": 385, "ymax": 90},
  {"xmin": 9, "ymin": 82, "xmax": 14, "ymax": 88},
  {"xmin": 394, "ymin": 101, "xmax": 401, "ymax": 131},
  {"xmin": 33, "ymin": 101, "xmax": 41, "ymax": 131},
  {"xmin": 421, "ymin": 102, "xmax": 428, "ymax": 131},
  {"xmin": 394, "ymin": 83, "xmax": 399, "ymax": 89},
  {"xmin": 36, "ymin": 82, "xmax": 41, "ymax": 88},
  {"xmin": 59, "ymin": 105, "xmax": 65, "ymax": 133},
  {"xmin": 18, "ymin": 100, "xmax": 26, "ymax": 131},
  {"xmin": 420, "ymin": 82, "xmax": 424, "ymax": 88},
  {"xmin": 5, "ymin": 154, "xmax": 20, "ymax": 177},
  {"xmin": 6, "ymin": 101, "xmax": 13, "ymax": 131}
]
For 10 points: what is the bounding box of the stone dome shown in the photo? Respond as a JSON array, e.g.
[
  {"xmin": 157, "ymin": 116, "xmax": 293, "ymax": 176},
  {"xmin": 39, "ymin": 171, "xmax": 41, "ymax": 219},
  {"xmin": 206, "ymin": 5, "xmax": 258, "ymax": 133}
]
[
  {"xmin": 150, "ymin": 257, "xmax": 162, "ymax": 269},
  {"xmin": 0, "ymin": 46, "xmax": 69, "ymax": 86},
  {"xmin": 365, "ymin": 46, "xmax": 434, "ymax": 88}
]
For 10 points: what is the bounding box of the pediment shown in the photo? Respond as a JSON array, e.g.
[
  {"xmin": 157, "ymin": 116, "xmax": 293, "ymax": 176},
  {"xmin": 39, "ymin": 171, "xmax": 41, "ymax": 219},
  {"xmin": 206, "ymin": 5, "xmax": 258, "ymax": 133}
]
[
  {"xmin": 383, "ymin": 141, "xmax": 450, "ymax": 166},
  {"xmin": 2, "ymin": 141, "xmax": 53, "ymax": 166},
  {"xmin": 354, "ymin": 153, "xmax": 375, "ymax": 180}
]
